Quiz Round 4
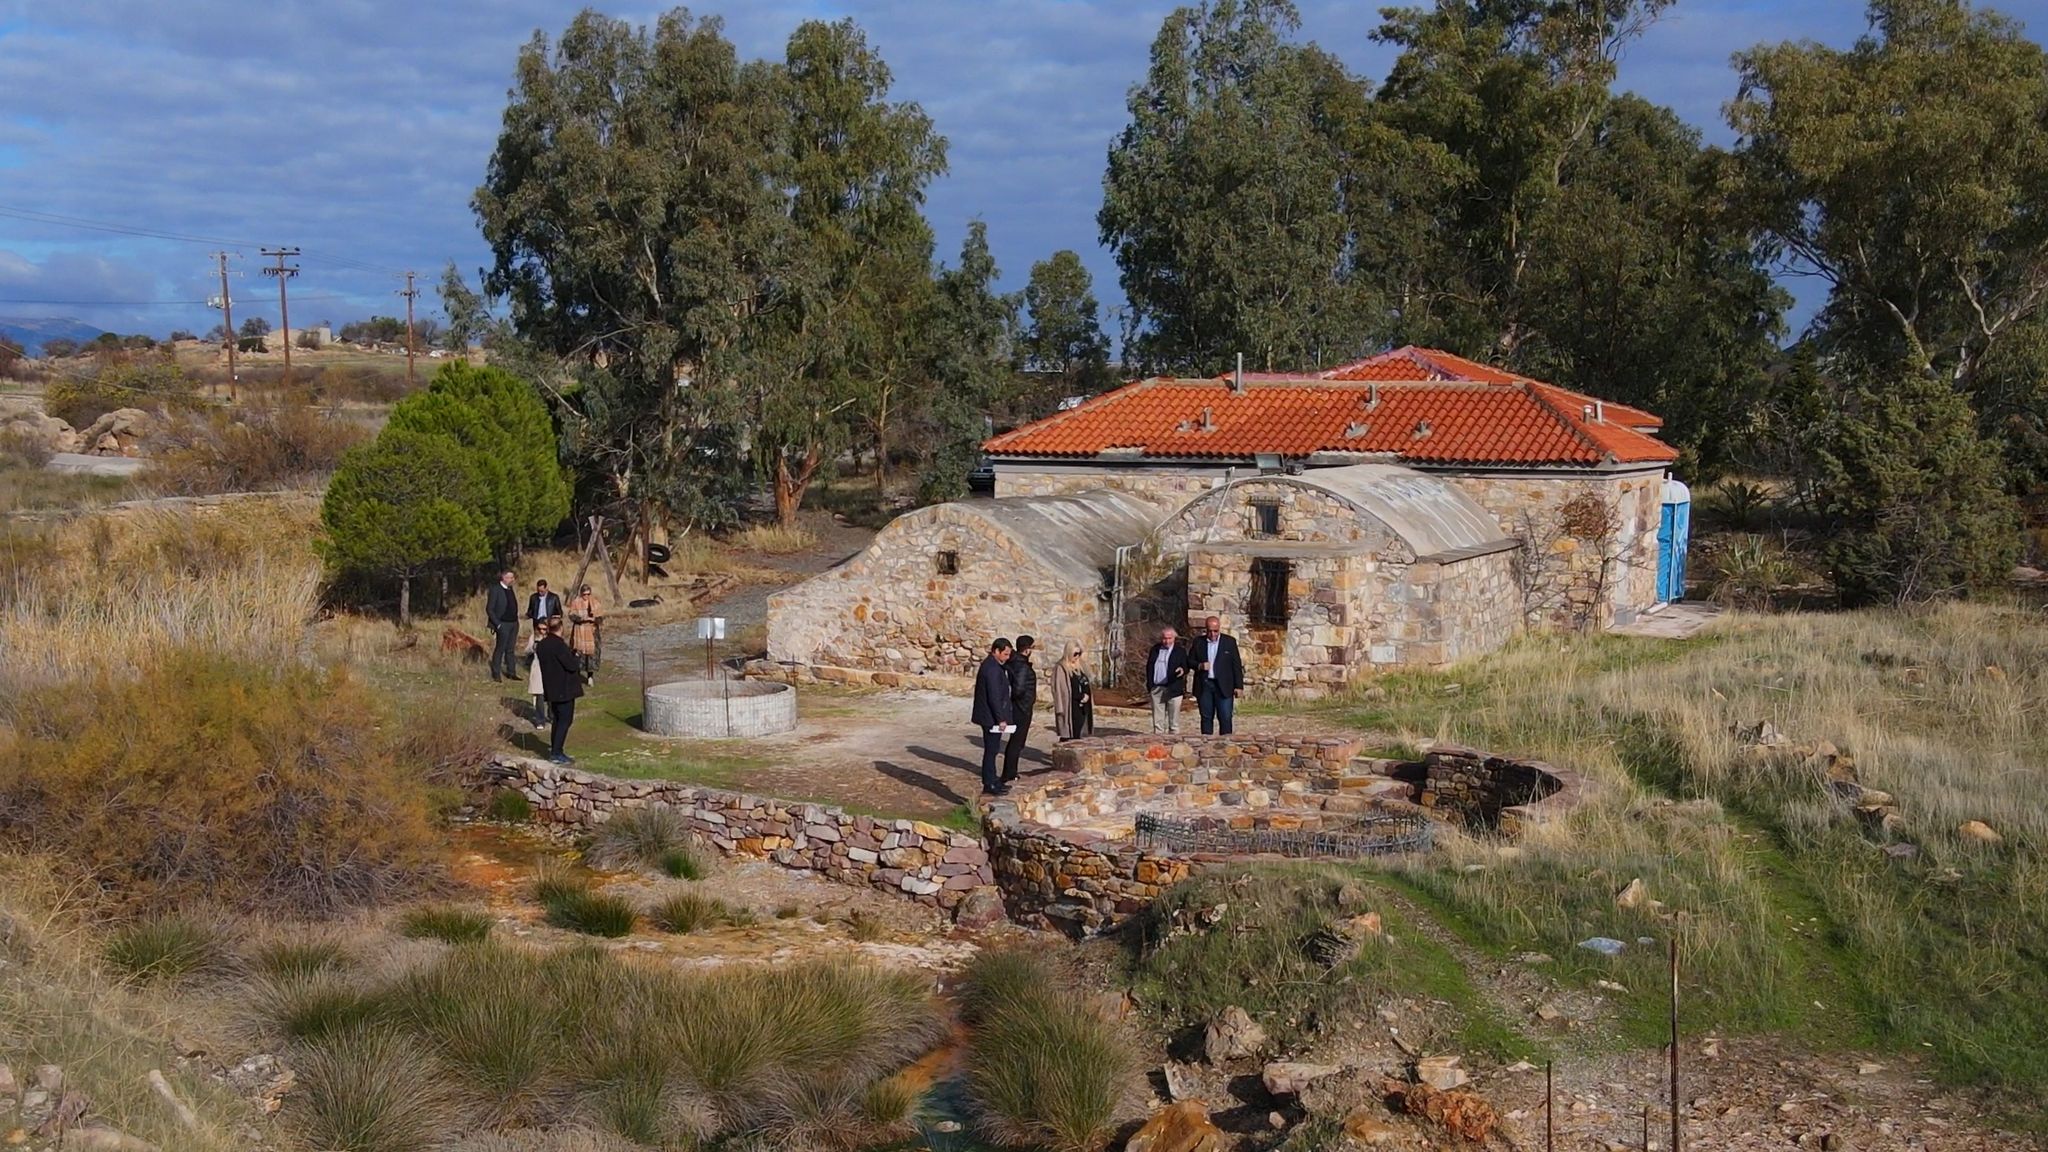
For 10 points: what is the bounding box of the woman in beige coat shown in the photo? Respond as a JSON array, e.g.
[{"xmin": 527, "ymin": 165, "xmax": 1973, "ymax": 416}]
[{"xmin": 1050, "ymin": 642, "xmax": 1094, "ymax": 741}]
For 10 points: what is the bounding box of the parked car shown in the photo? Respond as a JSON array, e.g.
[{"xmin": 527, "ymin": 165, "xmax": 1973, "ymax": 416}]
[{"xmin": 967, "ymin": 456, "xmax": 995, "ymax": 494}]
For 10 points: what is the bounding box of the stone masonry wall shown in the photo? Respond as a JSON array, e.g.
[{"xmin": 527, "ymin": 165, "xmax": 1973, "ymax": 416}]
[
  {"xmin": 766, "ymin": 502, "xmax": 1106, "ymax": 679},
  {"xmin": 483, "ymin": 755, "xmax": 1001, "ymax": 919},
  {"xmin": 1422, "ymin": 548, "xmax": 1524, "ymax": 666},
  {"xmin": 993, "ymin": 466, "xmax": 1221, "ymax": 509},
  {"xmin": 1446, "ymin": 470, "xmax": 1665, "ymax": 628}
]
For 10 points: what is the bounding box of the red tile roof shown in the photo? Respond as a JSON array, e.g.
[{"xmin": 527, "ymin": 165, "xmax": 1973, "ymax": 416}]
[{"xmin": 985, "ymin": 346, "xmax": 1676, "ymax": 468}]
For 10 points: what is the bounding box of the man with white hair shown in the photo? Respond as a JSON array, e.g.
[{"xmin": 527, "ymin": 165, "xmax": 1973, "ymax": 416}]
[{"xmin": 1145, "ymin": 626, "xmax": 1190, "ymax": 734}]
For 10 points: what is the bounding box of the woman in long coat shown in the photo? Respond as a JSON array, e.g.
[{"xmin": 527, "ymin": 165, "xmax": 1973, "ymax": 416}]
[
  {"xmin": 1050, "ymin": 642, "xmax": 1094, "ymax": 741},
  {"xmin": 566, "ymin": 585, "xmax": 603, "ymax": 681}
]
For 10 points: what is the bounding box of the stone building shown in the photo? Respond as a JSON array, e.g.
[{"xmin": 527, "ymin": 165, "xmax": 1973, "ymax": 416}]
[
  {"xmin": 766, "ymin": 346, "xmax": 1690, "ymax": 693},
  {"xmin": 766, "ymin": 490, "xmax": 1157, "ymax": 678},
  {"xmin": 985, "ymin": 345, "xmax": 1686, "ymax": 631}
]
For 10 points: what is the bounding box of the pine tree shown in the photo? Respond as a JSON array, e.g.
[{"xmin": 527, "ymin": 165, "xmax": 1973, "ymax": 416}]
[
  {"xmin": 1808, "ymin": 366, "xmax": 2020, "ymax": 605},
  {"xmin": 386, "ymin": 361, "xmax": 570, "ymax": 557},
  {"xmin": 320, "ymin": 429, "xmax": 492, "ymax": 625}
]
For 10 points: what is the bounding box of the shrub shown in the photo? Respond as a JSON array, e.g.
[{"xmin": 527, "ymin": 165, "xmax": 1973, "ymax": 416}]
[
  {"xmin": 387, "ymin": 697, "xmax": 498, "ymax": 788},
  {"xmin": 146, "ymin": 401, "xmax": 368, "ymax": 496},
  {"xmin": 544, "ymin": 889, "xmax": 638, "ymax": 938},
  {"xmin": 320, "ymin": 428, "xmax": 491, "ymax": 626},
  {"xmin": 1701, "ymin": 479, "xmax": 1774, "ymax": 531},
  {"xmin": 658, "ymin": 848, "xmax": 701, "ymax": 880},
  {"xmin": 400, "ymin": 906, "xmax": 495, "ymax": 945},
  {"xmin": 0, "ymin": 426, "xmax": 53, "ymax": 468},
  {"xmin": 961, "ymin": 951, "xmax": 1132, "ymax": 1152},
  {"xmin": 104, "ymin": 914, "xmax": 223, "ymax": 982},
  {"xmin": 1131, "ymin": 867, "xmax": 1392, "ymax": 1049},
  {"xmin": 531, "ymin": 859, "xmax": 587, "ymax": 908},
  {"xmin": 1708, "ymin": 534, "xmax": 1799, "ymax": 610},
  {"xmin": 583, "ymin": 807, "xmax": 692, "ymax": 873},
  {"xmin": 489, "ymin": 790, "xmax": 535, "ymax": 822},
  {"xmin": 44, "ymin": 358, "xmax": 199, "ymax": 427},
  {"xmin": 294, "ymin": 1026, "xmax": 460, "ymax": 1152},
  {"xmin": 0, "ymin": 653, "xmax": 444, "ymax": 916},
  {"xmin": 384, "ymin": 361, "xmax": 571, "ymax": 554},
  {"xmin": 648, "ymin": 891, "xmax": 736, "ymax": 934}
]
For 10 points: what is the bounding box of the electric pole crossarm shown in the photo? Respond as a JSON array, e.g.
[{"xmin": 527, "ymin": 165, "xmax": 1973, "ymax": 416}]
[{"xmin": 260, "ymin": 246, "xmax": 301, "ymax": 387}]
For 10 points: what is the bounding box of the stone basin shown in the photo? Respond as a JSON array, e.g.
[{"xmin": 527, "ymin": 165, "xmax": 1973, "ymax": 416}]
[{"xmin": 642, "ymin": 679, "xmax": 797, "ymax": 738}]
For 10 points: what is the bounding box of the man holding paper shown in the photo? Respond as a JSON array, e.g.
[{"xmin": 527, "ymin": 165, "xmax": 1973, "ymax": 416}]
[{"xmin": 970, "ymin": 638, "xmax": 1016, "ymax": 796}]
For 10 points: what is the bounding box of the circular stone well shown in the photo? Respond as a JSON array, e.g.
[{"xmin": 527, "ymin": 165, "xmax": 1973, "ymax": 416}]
[{"xmin": 642, "ymin": 679, "xmax": 797, "ymax": 738}]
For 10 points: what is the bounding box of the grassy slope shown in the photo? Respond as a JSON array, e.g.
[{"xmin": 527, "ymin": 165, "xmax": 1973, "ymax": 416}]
[{"xmin": 1254, "ymin": 604, "xmax": 2047, "ymax": 1111}]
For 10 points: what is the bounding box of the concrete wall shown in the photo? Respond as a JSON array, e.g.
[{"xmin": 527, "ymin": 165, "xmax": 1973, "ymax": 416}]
[{"xmin": 766, "ymin": 503, "xmax": 1108, "ymax": 678}]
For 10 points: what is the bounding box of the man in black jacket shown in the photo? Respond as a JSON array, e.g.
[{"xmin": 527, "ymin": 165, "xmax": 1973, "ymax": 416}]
[
  {"xmin": 1001, "ymin": 635, "xmax": 1038, "ymax": 783},
  {"xmin": 1145, "ymin": 626, "xmax": 1190, "ymax": 734},
  {"xmin": 486, "ymin": 570, "xmax": 520, "ymax": 681},
  {"xmin": 533, "ymin": 617, "xmax": 583, "ymax": 763},
  {"xmin": 969, "ymin": 638, "xmax": 1015, "ymax": 796},
  {"xmin": 1192, "ymin": 615, "xmax": 1246, "ymax": 735},
  {"xmin": 527, "ymin": 580, "xmax": 563, "ymax": 630}
]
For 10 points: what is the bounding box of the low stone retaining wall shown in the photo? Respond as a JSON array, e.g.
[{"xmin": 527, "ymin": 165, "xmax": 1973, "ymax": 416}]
[{"xmin": 482, "ymin": 755, "xmax": 1002, "ymax": 923}]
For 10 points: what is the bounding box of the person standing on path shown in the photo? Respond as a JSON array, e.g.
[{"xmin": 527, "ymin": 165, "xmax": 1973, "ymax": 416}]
[
  {"xmin": 534, "ymin": 617, "xmax": 584, "ymax": 764},
  {"xmin": 1002, "ymin": 635, "xmax": 1038, "ymax": 783},
  {"xmin": 1051, "ymin": 642, "xmax": 1094, "ymax": 741},
  {"xmin": 526, "ymin": 579, "xmax": 562, "ymax": 639},
  {"xmin": 566, "ymin": 584, "xmax": 603, "ymax": 682},
  {"xmin": 486, "ymin": 571, "xmax": 521, "ymax": 682},
  {"xmin": 1193, "ymin": 615, "xmax": 1245, "ymax": 735},
  {"xmin": 1145, "ymin": 626, "xmax": 1190, "ymax": 734},
  {"xmin": 970, "ymin": 638, "xmax": 1015, "ymax": 796}
]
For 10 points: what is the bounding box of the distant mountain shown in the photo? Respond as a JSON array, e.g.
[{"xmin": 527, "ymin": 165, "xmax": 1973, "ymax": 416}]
[{"xmin": 0, "ymin": 317, "xmax": 108, "ymax": 356}]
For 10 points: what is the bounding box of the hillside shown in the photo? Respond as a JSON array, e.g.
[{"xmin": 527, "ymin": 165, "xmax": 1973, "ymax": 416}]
[{"xmin": 0, "ymin": 316, "xmax": 105, "ymax": 355}]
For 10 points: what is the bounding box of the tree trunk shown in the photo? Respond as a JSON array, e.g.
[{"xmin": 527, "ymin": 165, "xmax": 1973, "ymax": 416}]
[
  {"xmin": 874, "ymin": 391, "xmax": 892, "ymax": 502},
  {"xmin": 439, "ymin": 573, "xmax": 448, "ymax": 615},
  {"xmin": 775, "ymin": 446, "xmax": 822, "ymax": 528},
  {"xmin": 399, "ymin": 576, "xmax": 413, "ymax": 629}
]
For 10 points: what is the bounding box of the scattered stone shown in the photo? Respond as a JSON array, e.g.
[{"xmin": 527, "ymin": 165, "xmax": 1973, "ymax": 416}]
[
  {"xmin": 1881, "ymin": 842, "xmax": 1918, "ymax": 860},
  {"xmin": 1267, "ymin": 1111, "xmax": 1286, "ymax": 1130},
  {"xmin": 1413, "ymin": 1055, "xmax": 1469, "ymax": 1091},
  {"xmin": 58, "ymin": 1128, "xmax": 158, "ymax": 1152},
  {"xmin": 1578, "ymin": 936, "xmax": 1625, "ymax": 957},
  {"xmin": 34, "ymin": 1091, "xmax": 88, "ymax": 1137},
  {"xmin": 1123, "ymin": 1100, "xmax": 1226, "ymax": 1152},
  {"xmin": 1203, "ymin": 1006, "xmax": 1266, "ymax": 1063},
  {"xmin": 1514, "ymin": 952, "xmax": 1553, "ymax": 965},
  {"xmin": 1735, "ymin": 720, "xmax": 1789, "ymax": 748},
  {"xmin": 1161, "ymin": 1062, "xmax": 1201, "ymax": 1103},
  {"xmin": 0, "ymin": 1064, "xmax": 14, "ymax": 1098},
  {"xmin": 1596, "ymin": 980, "xmax": 1629, "ymax": 993},
  {"xmin": 952, "ymin": 886, "xmax": 1007, "ymax": 930},
  {"xmin": 1383, "ymin": 1078, "xmax": 1498, "ymax": 1143},
  {"xmin": 1820, "ymin": 1132, "xmax": 1851, "ymax": 1151},
  {"xmin": 34, "ymin": 1067, "xmax": 63, "ymax": 1093},
  {"xmin": 1342, "ymin": 1106, "xmax": 1401, "ymax": 1146},
  {"xmin": 1701, "ymin": 1038, "xmax": 1721, "ymax": 1058},
  {"xmin": 1856, "ymin": 1062, "xmax": 1885, "ymax": 1076},
  {"xmin": 1534, "ymin": 1001, "xmax": 1567, "ymax": 1023},
  {"xmin": 144, "ymin": 1071, "xmax": 198, "ymax": 1130},
  {"xmin": 1615, "ymin": 877, "xmax": 1648, "ymax": 909},
  {"xmin": 1505, "ymin": 1061, "xmax": 1538, "ymax": 1074},
  {"xmin": 1261, "ymin": 1062, "xmax": 1341, "ymax": 1097},
  {"xmin": 1959, "ymin": 820, "xmax": 2002, "ymax": 845}
]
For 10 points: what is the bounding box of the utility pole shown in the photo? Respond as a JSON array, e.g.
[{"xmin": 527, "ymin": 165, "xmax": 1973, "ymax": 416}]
[
  {"xmin": 398, "ymin": 270, "xmax": 419, "ymax": 386},
  {"xmin": 260, "ymin": 246, "xmax": 301, "ymax": 386},
  {"xmin": 212, "ymin": 252, "xmax": 237, "ymax": 402}
]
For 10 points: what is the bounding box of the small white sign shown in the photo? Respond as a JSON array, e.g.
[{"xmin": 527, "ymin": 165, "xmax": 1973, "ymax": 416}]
[{"xmin": 695, "ymin": 616, "xmax": 726, "ymax": 641}]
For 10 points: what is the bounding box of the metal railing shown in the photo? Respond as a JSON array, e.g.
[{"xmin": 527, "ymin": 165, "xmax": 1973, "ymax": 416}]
[{"xmin": 1133, "ymin": 810, "xmax": 1433, "ymax": 859}]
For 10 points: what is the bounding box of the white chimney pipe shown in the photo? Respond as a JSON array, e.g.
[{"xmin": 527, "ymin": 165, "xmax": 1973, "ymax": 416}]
[{"xmin": 1233, "ymin": 352, "xmax": 1244, "ymax": 394}]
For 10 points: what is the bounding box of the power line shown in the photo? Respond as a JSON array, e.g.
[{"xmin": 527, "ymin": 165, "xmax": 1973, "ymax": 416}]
[
  {"xmin": 0, "ymin": 293, "xmax": 355, "ymax": 308},
  {"xmin": 0, "ymin": 201, "xmax": 419, "ymax": 279},
  {"xmin": 261, "ymin": 247, "xmax": 301, "ymax": 386}
]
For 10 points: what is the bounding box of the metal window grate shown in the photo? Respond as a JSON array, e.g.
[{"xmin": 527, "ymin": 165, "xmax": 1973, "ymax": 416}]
[{"xmin": 1133, "ymin": 810, "xmax": 1432, "ymax": 859}]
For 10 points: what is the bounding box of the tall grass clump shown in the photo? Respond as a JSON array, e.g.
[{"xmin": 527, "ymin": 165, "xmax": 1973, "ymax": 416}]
[
  {"xmin": 961, "ymin": 950, "xmax": 1133, "ymax": 1152},
  {"xmin": 104, "ymin": 913, "xmax": 224, "ymax": 982},
  {"xmin": 295, "ymin": 1025, "xmax": 460, "ymax": 1152},
  {"xmin": 648, "ymin": 891, "xmax": 735, "ymax": 934},
  {"xmin": 0, "ymin": 653, "xmax": 444, "ymax": 915},
  {"xmin": 249, "ymin": 970, "xmax": 385, "ymax": 1044},
  {"xmin": 400, "ymin": 905, "xmax": 495, "ymax": 944},
  {"xmin": 530, "ymin": 866, "xmax": 636, "ymax": 938},
  {"xmin": 489, "ymin": 790, "xmax": 535, "ymax": 822},
  {"xmin": 247, "ymin": 934, "xmax": 355, "ymax": 980},
  {"xmin": 145, "ymin": 399, "xmax": 368, "ymax": 496},
  {"xmin": 727, "ymin": 522, "xmax": 817, "ymax": 555},
  {"xmin": 582, "ymin": 807, "xmax": 694, "ymax": 873}
]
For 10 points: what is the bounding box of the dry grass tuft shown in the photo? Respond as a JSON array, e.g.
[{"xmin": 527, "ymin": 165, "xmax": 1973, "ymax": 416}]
[{"xmin": 727, "ymin": 522, "xmax": 817, "ymax": 555}]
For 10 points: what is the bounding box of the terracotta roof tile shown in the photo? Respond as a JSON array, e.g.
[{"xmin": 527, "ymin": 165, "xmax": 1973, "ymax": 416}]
[{"xmin": 985, "ymin": 347, "xmax": 1676, "ymax": 467}]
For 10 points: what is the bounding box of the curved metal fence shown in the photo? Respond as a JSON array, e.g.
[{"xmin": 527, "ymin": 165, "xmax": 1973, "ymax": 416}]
[{"xmin": 1133, "ymin": 809, "xmax": 1433, "ymax": 859}]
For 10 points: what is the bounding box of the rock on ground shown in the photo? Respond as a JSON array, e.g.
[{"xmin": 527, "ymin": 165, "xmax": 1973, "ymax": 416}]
[{"xmin": 1123, "ymin": 1100, "xmax": 1226, "ymax": 1152}]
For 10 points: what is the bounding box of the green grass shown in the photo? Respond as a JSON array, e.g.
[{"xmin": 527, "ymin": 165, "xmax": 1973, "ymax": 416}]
[
  {"xmin": 583, "ymin": 807, "xmax": 694, "ymax": 873},
  {"xmin": 250, "ymin": 970, "xmax": 385, "ymax": 1044},
  {"xmin": 960, "ymin": 951, "xmax": 1133, "ymax": 1152},
  {"xmin": 659, "ymin": 849, "xmax": 703, "ymax": 879},
  {"xmin": 648, "ymin": 891, "xmax": 741, "ymax": 934},
  {"xmin": 104, "ymin": 914, "xmax": 223, "ymax": 982},
  {"xmin": 543, "ymin": 889, "xmax": 638, "ymax": 938},
  {"xmin": 487, "ymin": 790, "xmax": 533, "ymax": 822},
  {"xmin": 295, "ymin": 1025, "xmax": 459, "ymax": 1152},
  {"xmin": 399, "ymin": 905, "xmax": 495, "ymax": 945},
  {"xmin": 246, "ymin": 936, "xmax": 354, "ymax": 981}
]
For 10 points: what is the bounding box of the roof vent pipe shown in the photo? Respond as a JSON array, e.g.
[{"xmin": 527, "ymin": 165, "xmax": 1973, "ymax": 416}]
[
  {"xmin": 1583, "ymin": 404, "xmax": 1595, "ymax": 423},
  {"xmin": 1594, "ymin": 400, "xmax": 1605, "ymax": 423},
  {"xmin": 1233, "ymin": 352, "xmax": 1244, "ymax": 395},
  {"xmin": 1367, "ymin": 382, "xmax": 1380, "ymax": 411},
  {"xmin": 1201, "ymin": 406, "xmax": 1215, "ymax": 432}
]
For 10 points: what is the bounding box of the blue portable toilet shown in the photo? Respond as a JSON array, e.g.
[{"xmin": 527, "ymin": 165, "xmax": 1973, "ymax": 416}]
[{"xmin": 1655, "ymin": 479, "xmax": 1691, "ymax": 604}]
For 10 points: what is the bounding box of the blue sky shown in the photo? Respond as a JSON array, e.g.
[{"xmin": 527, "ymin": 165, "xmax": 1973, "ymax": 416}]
[{"xmin": 0, "ymin": 0, "xmax": 2040, "ymax": 341}]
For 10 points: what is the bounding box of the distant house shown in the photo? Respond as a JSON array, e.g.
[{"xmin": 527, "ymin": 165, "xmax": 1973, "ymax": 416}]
[{"xmin": 768, "ymin": 347, "xmax": 1692, "ymax": 694}]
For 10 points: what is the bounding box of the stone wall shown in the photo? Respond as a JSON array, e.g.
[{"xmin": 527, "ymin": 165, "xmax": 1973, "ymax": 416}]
[
  {"xmin": 483, "ymin": 755, "xmax": 1001, "ymax": 920},
  {"xmin": 766, "ymin": 502, "xmax": 1107, "ymax": 679},
  {"xmin": 1419, "ymin": 742, "xmax": 1586, "ymax": 836},
  {"xmin": 992, "ymin": 465, "xmax": 1222, "ymax": 509},
  {"xmin": 1445, "ymin": 469, "xmax": 1666, "ymax": 628}
]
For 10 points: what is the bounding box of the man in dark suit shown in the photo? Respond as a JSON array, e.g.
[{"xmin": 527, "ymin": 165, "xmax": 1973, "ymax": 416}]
[
  {"xmin": 1192, "ymin": 615, "xmax": 1245, "ymax": 735},
  {"xmin": 486, "ymin": 570, "xmax": 520, "ymax": 681},
  {"xmin": 533, "ymin": 617, "xmax": 583, "ymax": 764},
  {"xmin": 1145, "ymin": 626, "xmax": 1190, "ymax": 734},
  {"xmin": 969, "ymin": 638, "xmax": 1015, "ymax": 796},
  {"xmin": 1001, "ymin": 635, "xmax": 1037, "ymax": 783}
]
